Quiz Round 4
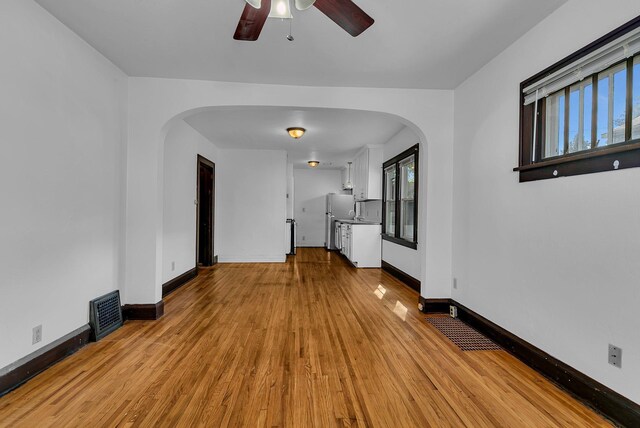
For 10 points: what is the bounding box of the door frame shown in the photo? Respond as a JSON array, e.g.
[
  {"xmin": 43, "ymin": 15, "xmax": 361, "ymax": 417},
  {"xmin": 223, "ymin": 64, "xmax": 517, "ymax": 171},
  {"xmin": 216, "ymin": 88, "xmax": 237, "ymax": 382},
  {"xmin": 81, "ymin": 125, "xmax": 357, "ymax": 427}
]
[{"xmin": 196, "ymin": 155, "xmax": 215, "ymax": 266}]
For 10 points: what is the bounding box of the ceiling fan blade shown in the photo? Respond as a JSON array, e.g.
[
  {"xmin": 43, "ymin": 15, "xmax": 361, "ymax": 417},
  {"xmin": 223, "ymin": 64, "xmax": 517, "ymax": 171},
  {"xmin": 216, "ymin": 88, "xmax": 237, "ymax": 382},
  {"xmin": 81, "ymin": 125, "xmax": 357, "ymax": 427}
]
[
  {"xmin": 313, "ymin": 0, "xmax": 374, "ymax": 37},
  {"xmin": 295, "ymin": 0, "xmax": 316, "ymax": 10},
  {"xmin": 233, "ymin": 0, "xmax": 271, "ymax": 41}
]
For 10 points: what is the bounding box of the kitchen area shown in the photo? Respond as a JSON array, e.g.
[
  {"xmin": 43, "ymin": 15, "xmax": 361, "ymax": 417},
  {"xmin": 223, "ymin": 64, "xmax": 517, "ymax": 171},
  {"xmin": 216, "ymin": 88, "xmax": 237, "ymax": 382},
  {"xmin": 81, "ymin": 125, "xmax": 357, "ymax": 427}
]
[
  {"xmin": 292, "ymin": 145, "xmax": 384, "ymax": 268},
  {"xmin": 325, "ymin": 193, "xmax": 383, "ymax": 268}
]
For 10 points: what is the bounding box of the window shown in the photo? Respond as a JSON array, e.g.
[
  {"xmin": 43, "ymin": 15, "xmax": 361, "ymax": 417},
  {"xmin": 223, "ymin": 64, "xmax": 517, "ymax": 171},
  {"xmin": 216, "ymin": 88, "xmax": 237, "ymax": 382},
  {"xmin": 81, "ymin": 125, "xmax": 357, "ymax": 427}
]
[
  {"xmin": 382, "ymin": 145, "xmax": 418, "ymax": 249},
  {"xmin": 517, "ymin": 15, "xmax": 640, "ymax": 182},
  {"xmin": 384, "ymin": 165, "xmax": 396, "ymax": 237},
  {"xmin": 633, "ymin": 56, "xmax": 640, "ymax": 139}
]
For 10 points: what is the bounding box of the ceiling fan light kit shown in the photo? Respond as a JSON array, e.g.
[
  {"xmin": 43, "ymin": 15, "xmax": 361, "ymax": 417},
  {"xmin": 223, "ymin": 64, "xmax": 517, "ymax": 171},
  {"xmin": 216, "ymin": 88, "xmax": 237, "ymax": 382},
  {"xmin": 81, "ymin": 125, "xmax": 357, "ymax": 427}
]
[
  {"xmin": 245, "ymin": 0, "xmax": 261, "ymax": 8},
  {"xmin": 295, "ymin": 0, "xmax": 316, "ymax": 10},
  {"xmin": 234, "ymin": 0, "xmax": 374, "ymax": 41},
  {"xmin": 268, "ymin": 0, "xmax": 292, "ymax": 19}
]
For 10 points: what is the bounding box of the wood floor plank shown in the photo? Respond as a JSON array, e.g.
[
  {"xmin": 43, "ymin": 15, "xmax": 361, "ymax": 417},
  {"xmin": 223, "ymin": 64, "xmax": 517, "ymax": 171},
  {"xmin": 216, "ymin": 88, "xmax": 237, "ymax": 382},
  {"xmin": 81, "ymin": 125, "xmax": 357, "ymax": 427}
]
[{"xmin": 0, "ymin": 248, "xmax": 611, "ymax": 427}]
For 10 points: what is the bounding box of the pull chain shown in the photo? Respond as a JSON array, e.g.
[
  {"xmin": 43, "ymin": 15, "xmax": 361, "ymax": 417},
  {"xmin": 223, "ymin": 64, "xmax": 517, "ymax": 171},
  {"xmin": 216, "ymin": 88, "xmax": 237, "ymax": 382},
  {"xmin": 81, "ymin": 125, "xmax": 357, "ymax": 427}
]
[{"xmin": 287, "ymin": 12, "xmax": 294, "ymax": 41}]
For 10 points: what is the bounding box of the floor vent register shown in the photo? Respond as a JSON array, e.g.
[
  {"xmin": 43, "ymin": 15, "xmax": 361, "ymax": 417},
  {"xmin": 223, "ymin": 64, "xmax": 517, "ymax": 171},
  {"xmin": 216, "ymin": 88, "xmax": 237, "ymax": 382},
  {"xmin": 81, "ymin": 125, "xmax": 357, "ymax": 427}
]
[
  {"xmin": 89, "ymin": 290, "xmax": 124, "ymax": 341},
  {"xmin": 426, "ymin": 316, "xmax": 501, "ymax": 351}
]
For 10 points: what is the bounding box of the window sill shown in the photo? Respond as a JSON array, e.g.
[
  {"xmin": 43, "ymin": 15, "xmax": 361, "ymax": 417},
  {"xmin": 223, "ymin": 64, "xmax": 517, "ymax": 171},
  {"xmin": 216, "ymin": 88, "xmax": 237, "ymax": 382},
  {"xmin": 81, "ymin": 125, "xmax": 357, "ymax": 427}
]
[
  {"xmin": 513, "ymin": 140, "xmax": 640, "ymax": 182},
  {"xmin": 382, "ymin": 234, "xmax": 418, "ymax": 250}
]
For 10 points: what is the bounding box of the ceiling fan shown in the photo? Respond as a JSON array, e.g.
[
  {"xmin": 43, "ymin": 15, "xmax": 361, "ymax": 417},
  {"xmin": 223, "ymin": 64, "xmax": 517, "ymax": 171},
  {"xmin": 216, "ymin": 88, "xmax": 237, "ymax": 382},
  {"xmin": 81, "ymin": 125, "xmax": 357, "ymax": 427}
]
[{"xmin": 233, "ymin": 0, "xmax": 374, "ymax": 41}]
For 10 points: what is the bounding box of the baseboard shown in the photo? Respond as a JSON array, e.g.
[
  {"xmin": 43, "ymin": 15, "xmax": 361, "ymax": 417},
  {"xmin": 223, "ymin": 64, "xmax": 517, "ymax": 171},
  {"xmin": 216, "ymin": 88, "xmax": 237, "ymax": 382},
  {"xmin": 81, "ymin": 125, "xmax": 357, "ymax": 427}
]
[
  {"xmin": 418, "ymin": 297, "xmax": 640, "ymax": 427},
  {"xmin": 162, "ymin": 267, "xmax": 198, "ymax": 297},
  {"xmin": 382, "ymin": 261, "xmax": 420, "ymax": 293},
  {"xmin": 418, "ymin": 296, "xmax": 450, "ymax": 313},
  {"xmin": 217, "ymin": 255, "xmax": 286, "ymax": 263},
  {"xmin": 0, "ymin": 325, "xmax": 91, "ymax": 397},
  {"xmin": 122, "ymin": 301, "xmax": 165, "ymax": 320}
]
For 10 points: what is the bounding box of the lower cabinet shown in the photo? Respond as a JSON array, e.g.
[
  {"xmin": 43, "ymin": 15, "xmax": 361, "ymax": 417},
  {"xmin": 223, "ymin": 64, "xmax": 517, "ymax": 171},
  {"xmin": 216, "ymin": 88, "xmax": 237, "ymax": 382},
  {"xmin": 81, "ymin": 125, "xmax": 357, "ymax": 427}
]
[
  {"xmin": 340, "ymin": 223, "xmax": 351, "ymax": 260},
  {"xmin": 343, "ymin": 224, "xmax": 381, "ymax": 268}
]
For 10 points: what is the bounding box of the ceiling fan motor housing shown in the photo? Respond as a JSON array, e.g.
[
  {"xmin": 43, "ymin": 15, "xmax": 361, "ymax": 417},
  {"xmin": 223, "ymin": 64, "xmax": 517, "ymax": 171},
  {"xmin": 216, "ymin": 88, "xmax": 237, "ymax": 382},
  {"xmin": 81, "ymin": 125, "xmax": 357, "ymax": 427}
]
[{"xmin": 235, "ymin": 0, "xmax": 374, "ymax": 41}]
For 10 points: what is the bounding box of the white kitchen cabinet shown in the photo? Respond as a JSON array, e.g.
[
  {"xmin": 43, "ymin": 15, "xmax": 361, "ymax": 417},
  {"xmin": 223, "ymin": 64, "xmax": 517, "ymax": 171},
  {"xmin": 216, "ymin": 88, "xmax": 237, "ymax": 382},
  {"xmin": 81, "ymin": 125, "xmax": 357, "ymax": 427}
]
[
  {"xmin": 352, "ymin": 146, "xmax": 383, "ymax": 201},
  {"xmin": 340, "ymin": 223, "xmax": 351, "ymax": 259},
  {"xmin": 343, "ymin": 224, "xmax": 381, "ymax": 268},
  {"xmin": 353, "ymin": 154, "xmax": 364, "ymax": 199},
  {"xmin": 335, "ymin": 221, "xmax": 343, "ymax": 250}
]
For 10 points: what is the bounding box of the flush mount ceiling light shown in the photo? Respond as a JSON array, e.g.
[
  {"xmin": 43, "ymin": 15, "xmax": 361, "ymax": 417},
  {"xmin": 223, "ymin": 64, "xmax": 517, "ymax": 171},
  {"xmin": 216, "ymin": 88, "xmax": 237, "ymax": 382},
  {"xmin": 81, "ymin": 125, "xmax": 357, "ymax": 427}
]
[
  {"xmin": 308, "ymin": 160, "xmax": 320, "ymax": 168},
  {"xmin": 287, "ymin": 127, "xmax": 306, "ymax": 139}
]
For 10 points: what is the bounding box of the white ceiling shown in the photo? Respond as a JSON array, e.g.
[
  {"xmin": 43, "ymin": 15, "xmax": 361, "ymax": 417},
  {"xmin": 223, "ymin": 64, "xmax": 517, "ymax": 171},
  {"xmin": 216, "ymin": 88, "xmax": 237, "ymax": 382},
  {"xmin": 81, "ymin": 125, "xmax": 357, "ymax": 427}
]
[
  {"xmin": 34, "ymin": 0, "xmax": 566, "ymax": 89},
  {"xmin": 33, "ymin": 0, "xmax": 566, "ymax": 164},
  {"xmin": 184, "ymin": 107, "xmax": 407, "ymax": 168}
]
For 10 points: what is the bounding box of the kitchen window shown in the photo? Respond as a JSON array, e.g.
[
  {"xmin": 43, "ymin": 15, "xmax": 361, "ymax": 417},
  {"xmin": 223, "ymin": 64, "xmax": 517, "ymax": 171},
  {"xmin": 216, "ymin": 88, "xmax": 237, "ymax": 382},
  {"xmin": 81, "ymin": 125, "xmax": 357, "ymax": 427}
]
[
  {"xmin": 516, "ymin": 15, "xmax": 640, "ymax": 182},
  {"xmin": 382, "ymin": 144, "xmax": 418, "ymax": 249}
]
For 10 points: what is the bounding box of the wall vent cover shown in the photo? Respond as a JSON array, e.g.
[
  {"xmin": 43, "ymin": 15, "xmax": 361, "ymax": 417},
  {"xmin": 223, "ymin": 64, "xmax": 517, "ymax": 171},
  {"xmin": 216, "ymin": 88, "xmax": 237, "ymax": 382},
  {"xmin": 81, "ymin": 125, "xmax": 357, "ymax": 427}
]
[{"xmin": 89, "ymin": 291, "xmax": 123, "ymax": 341}]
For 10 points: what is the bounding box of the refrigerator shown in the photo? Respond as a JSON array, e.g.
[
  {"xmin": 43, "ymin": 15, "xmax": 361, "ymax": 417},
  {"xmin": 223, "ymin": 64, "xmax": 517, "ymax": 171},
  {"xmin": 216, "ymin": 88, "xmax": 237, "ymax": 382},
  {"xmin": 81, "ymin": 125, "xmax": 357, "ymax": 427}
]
[{"xmin": 325, "ymin": 194, "xmax": 355, "ymax": 250}]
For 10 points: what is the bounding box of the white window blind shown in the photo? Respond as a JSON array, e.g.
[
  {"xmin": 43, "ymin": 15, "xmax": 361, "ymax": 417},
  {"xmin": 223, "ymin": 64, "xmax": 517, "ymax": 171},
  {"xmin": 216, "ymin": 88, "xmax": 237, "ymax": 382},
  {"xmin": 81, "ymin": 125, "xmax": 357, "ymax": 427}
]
[{"xmin": 523, "ymin": 27, "xmax": 640, "ymax": 105}]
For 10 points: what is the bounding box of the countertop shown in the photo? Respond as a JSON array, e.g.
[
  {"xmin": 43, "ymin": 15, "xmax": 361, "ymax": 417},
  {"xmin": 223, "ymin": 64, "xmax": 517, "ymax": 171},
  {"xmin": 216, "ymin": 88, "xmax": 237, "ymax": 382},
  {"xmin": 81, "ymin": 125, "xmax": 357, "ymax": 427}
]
[{"xmin": 335, "ymin": 219, "xmax": 381, "ymax": 225}]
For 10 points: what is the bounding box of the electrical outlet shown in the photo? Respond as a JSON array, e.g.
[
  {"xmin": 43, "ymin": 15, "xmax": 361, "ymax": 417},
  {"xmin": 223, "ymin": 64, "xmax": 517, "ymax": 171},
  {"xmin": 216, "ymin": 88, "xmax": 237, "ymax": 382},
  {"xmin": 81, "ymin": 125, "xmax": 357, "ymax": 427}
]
[
  {"xmin": 449, "ymin": 306, "xmax": 458, "ymax": 318},
  {"xmin": 171, "ymin": 261, "xmax": 175, "ymax": 271},
  {"xmin": 32, "ymin": 325, "xmax": 42, "ymax": 344},
  {"xmin": 302, "ymin": 207, "xmax": 306, "ymax": 212},
  {"xmin": 453, "ymin": 277, "xmax": 458, "ymax": 289},
  {"xmin": 608, "ymin": 344, "xmax": 622, "ymax": 368},
  {"xmin": 302, "ymin": 236, "xmax": 306, "ymax": 241}
]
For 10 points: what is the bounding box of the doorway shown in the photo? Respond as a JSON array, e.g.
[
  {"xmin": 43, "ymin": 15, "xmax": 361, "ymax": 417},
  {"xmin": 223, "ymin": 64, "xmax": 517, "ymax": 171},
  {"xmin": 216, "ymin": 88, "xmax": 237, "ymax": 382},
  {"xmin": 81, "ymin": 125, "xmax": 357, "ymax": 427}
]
[{"xmin": 197, "ymin": 155, "xmax": 215, "ymax": 266}]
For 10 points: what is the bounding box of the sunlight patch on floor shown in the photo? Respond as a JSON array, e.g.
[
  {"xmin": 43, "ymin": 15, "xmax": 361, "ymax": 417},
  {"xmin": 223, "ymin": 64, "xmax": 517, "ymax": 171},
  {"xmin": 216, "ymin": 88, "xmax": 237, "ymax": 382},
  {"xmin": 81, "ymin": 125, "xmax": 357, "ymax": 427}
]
[
  {"xmin": 393, "ymin": 301, "xmax": 408, "ymax": 321},
  {"xmin": 374, "ymin": 284, "xmax": 386, "ymax": 300}
]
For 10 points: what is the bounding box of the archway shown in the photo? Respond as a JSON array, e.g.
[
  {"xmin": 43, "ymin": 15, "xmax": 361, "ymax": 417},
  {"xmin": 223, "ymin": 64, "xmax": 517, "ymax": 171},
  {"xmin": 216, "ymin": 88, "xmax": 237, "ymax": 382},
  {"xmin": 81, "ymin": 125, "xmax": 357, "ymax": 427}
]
[
  {"xmin": 122, "ymin": 79, "xmax": 453, "ymax": 308},
  {"xmin": 159, "ymin": 106, "xmax": 429, "ymax": 296}
]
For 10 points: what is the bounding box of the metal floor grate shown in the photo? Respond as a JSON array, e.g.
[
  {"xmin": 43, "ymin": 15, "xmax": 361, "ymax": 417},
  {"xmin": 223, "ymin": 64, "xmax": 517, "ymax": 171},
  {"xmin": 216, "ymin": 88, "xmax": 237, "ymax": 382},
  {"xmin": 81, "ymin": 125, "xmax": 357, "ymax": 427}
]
[
  {"xmin": 426, "ymin": 316, "xmax": 501, "ymax": 351},
  {"xmin": 89, "ymin": 291, "xmax": 123, "ymax": 341}
]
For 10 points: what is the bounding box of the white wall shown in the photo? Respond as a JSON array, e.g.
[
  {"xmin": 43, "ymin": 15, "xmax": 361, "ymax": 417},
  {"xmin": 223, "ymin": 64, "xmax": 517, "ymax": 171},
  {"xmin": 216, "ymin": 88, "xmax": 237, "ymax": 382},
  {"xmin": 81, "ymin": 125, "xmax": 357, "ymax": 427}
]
[
  {"xmin": 163, "ymin": 124, "xmax": 286, "ymax": 273},
  {"xmin": 0, "ymin": 0, "xmax": 127, "ymax": 369},
  {"xmin": 294, "ymin": 169, "xmax": 343, "ymax": 247},
  {"xmin": 382, "ymin": 127, "xmax": 422, "ymax": 280},
  {"xmin": 453, "ymin": 0, "xmax": 640, "ymax": 403},
  {"xmin": 359, "ymin": 200, "xmax": 381, "ymax": 222},
  {"xmin": 162, "ymin": 120, "xmax": 219, "ymax": 283},
  {"xmin": 216, "ymin": 149, "xmax": 287, "ymax": 262}
]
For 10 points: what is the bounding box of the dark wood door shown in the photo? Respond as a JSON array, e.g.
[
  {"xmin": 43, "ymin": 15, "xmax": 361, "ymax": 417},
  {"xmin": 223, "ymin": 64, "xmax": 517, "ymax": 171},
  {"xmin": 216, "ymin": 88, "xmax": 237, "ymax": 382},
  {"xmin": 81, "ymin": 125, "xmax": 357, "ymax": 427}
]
[{"xmin": 197, "ymin": 156, "xmax": 215, "ymax": 266}]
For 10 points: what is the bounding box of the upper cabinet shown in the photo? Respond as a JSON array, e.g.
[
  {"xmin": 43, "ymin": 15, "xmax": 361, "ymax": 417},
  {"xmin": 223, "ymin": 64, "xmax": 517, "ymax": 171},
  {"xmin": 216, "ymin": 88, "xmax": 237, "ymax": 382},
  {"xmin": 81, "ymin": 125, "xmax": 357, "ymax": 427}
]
[{"xmin": 352, "ymin": 146, "xmax": 383, "ymax": 201}]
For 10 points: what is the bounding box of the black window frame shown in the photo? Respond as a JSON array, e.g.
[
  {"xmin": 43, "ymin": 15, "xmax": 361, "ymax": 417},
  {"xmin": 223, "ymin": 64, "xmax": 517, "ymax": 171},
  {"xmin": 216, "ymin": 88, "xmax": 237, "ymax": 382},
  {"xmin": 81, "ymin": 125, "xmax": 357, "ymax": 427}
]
[
  {"xmin": 516, "ymin": 15, "xmax": 640, "ymax": 182},
  {"xmin": 382, "ymin": 144, "xmax": 418, "ymax": 250}
]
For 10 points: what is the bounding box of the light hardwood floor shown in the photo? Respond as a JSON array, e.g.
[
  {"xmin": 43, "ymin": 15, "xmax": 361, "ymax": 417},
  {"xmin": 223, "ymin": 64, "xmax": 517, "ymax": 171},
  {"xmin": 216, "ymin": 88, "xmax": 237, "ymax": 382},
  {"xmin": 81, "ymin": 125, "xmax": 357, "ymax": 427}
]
[{"xmin": 0, "ymin": 248, "xmax": 610, "ymax": 427}]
